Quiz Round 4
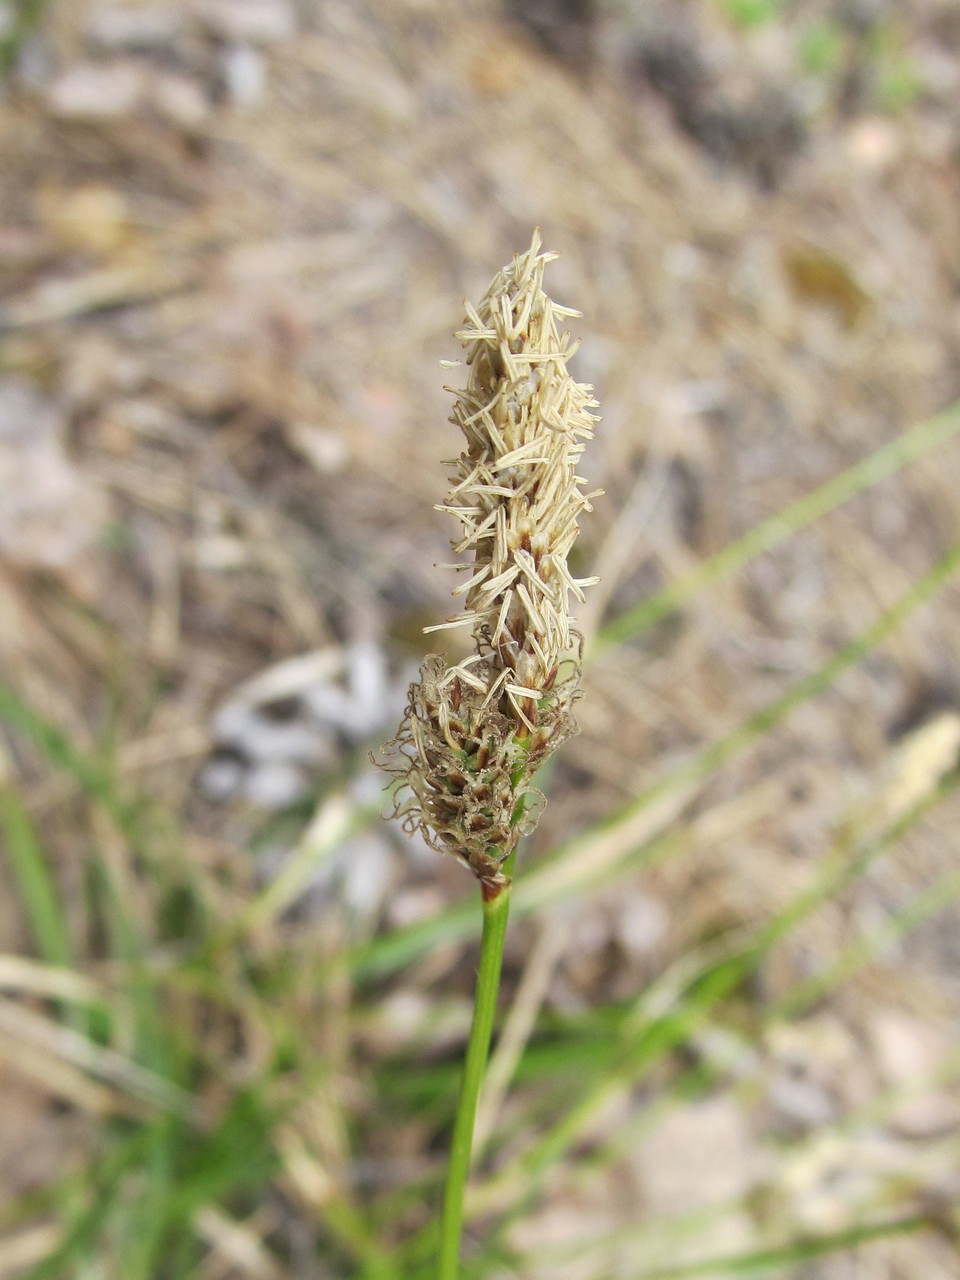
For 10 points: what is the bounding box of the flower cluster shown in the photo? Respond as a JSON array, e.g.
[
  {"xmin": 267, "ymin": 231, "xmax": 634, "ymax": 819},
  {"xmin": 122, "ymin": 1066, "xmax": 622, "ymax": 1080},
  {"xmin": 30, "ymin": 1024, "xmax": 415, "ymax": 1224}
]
[{"xmin": 383, "ymin": 231, "xmax": 599, "ymax": 893}]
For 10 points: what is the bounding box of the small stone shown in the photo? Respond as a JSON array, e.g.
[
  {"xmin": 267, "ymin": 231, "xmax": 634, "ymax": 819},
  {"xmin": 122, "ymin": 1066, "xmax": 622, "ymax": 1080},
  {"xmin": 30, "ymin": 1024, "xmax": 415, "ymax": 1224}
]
[
  {"xmin": 868, "ymin": 1008, "xmax": 960, "ymax": 1137},
  {"xmin": 149, "ymin": 72, "xmax": 209, "ymax": 128},
  {"xmin": 46, "ymin": 61, "xmax": 147, "ymax": 118},
  {"xmin": 870, "ymin": 1008, "xmax": 952, "ymax": 1086},
  {"xmin": 168, "ymin": 362, "xmax": 239, "ymax": 417},
  {"xmin": 303, "ymin": 641, "xmax": 394, "ymax": 741},
  {"xmin": 374, "ymin": 991, "xmax": 430, "ymax": 1039},
  {"xmin": 340, "ymin": 835, "xmax": 392, "ymax": 919},
  {"xmin": 199, "ymin": 755, "xmax": 246, "ymax": 801},
  {"xmin": 508, "ymin": 1196, "xmax": 622, "ymax": 1255},
  {"xmin": 60, "ymin": 334, "xmax": 146, "ymax": 408},
  {"xmin": 245, "ymin": 760, "xmax": 308, "ymax": 809},
  {"xmin": 614, "ymin": 893, "xmax": 668, "ymax": 958},
  {"xmin": 221, "ymin": 44, "xmax": 266, "ymax": 108},
  {"xmin": 767, "ymin": 1073, "xmax": 835, "ymax": 1128},
  {"xmin": 212, "ymin": 702, "xmax": 332, "ymax": 767},
  {"xmin": 198, "ymin": 0, "xmax": 296, "ymax": 45},
  {"xmin": 632, "ymin": 1097, "xmax": 760, "ymax": 1213},
  {"xmin": 0, "ymin": 378, "xmax": 107, "ymax": 574},
  {"xmin": 360, "ymin": 989, "xmax": 472, "ymax": 1055},
  {"xmin": 346, "ymin": 640, "xmax": 394, "ymax": 736},
  {"xmin": 387, "ymin": 886, "xmax": 444, "ymax": 929},
  {"xmin": 350, "ymin": 765, "xmax": 388, "ymax": 809},
  {"xmin": 37, "ymin": 183, "xmax": 130, "ymax": 255},
  {"xmin": 0, "ymin": 225, "xmax": 46, "ymax": 265},
  {"xmin": 286, "ymin": 422, "xmax": 349, "ymax": 475},
  {"xmin": 663, "ymin": 241, "xmax": 703, "ymax": 280},
  {"xmin": 844, "ymin": 117, "xmax": 902, "ymax": 173},
  {"xmin": 87, "ymin": 6, "xmax": 182, "ymax": 50}
]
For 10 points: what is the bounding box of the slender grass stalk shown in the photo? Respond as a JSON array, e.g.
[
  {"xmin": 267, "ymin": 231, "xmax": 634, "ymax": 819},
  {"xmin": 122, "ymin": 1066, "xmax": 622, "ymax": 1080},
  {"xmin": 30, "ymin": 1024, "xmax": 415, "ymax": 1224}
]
[
  {"xmin": 437, "ymin": 847, "xmax": 517, "ymax": 1280},
  {"xmin": 628, "ymin": 1213, "xmax": 929, "ymax": 1279},
  {"xmin": 376, "ymin": 233, "xmax": 599, "ymax": 1276}
]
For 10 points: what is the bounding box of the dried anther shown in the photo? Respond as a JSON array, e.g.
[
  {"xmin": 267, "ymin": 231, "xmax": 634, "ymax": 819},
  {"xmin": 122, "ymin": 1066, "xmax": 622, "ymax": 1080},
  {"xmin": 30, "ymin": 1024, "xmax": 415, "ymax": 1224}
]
[{"xmin": 380, "ymin": 231, "xmax": 599, "ymax": 889}]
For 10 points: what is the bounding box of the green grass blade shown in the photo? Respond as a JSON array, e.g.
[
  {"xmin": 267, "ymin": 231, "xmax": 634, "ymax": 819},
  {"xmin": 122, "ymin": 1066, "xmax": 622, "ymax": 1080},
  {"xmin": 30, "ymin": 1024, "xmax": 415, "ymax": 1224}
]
[
  {"xmin": 24, "ymin": 1128, "xmax": 155, "ymax": 1280},
  {"xmin": 627, "ymin": 1215, "xmax": 928, "ymax": 1278},
  {"xmin": 0, "ymin": 785, "xmax": 72, "ymax": 967},
  {"xmin": 593, "ymin": 398, "xmax": 960, "ymax": 651},
  {"xmin": 0, "ymin": 683, "xmax": 128, "ymax": 827},
  {"xmin": 773, "ymin": 854, "xmax": 960, "ymax": 1020}
]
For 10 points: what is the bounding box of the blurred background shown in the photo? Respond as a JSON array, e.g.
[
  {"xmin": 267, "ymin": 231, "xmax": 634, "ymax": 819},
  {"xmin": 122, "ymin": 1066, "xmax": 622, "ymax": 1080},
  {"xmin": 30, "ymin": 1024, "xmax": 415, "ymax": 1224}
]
[{"xmin": 2, "ymin": 1, "xmax": 960, "ymax": 1277}]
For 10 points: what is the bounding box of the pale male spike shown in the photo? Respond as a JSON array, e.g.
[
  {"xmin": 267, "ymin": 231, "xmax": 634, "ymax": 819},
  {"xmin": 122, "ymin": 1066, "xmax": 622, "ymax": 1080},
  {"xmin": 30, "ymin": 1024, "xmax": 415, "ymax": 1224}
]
[{"xmin": 379, "ymin": 232, "xmax": 601, "ymax": 892}]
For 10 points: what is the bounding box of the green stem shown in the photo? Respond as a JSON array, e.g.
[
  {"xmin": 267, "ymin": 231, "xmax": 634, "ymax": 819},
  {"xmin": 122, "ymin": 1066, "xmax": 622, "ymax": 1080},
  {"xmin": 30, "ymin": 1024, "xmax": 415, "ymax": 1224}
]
[{"xmin": 436, "ymin": 847, "xmax": 517, "ymax": 1280}]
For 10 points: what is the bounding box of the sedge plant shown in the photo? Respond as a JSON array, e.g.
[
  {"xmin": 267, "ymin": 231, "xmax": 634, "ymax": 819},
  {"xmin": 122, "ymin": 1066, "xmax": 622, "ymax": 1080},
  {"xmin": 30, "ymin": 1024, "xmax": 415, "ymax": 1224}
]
[{"xmin": 379, "ymin": 231, "xmax": 600, "ymax": 1277}]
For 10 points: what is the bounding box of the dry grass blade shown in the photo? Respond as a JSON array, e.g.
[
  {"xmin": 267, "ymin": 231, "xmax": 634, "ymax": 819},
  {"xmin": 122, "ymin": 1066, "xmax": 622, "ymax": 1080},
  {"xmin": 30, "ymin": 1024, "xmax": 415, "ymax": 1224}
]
[
  {"xmin": 0, "ymin": 954, "xmax": 105, "ymax": 1005},
  {"xmin": 0, "ymin": 1224, "xmax": 63, "ymax": 1278},
  {"xmin": 0, "ymin": 998, "xmax": 196, "ymax": 1119},
  {"xmin": 238, "ymin": 787, "xmax": 362, "ymax": 933},
  {"xmin": 193, "ymin": 1206, "xmax": 283, "ymax": 1280}
]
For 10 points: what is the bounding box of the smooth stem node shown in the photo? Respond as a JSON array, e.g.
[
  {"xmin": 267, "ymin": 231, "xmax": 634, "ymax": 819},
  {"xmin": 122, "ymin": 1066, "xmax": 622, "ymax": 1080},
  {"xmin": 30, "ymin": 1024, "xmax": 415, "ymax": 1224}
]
[{"xmin": 436, "ymin": 846, "xmax": 517, "ymax": 1280}]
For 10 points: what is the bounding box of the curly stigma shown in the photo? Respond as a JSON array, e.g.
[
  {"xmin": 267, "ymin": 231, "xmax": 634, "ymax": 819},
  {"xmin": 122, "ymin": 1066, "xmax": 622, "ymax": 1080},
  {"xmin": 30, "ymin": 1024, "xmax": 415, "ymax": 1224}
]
[{"xmin": 381, "ymin": 230, "xmax": 600, "ymax": 892}]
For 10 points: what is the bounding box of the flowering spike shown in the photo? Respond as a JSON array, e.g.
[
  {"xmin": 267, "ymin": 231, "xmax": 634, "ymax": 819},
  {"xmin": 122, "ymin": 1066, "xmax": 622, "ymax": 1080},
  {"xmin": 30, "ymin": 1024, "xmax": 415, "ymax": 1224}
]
[{"xmin": 380, "ymin": 232, "xmax": 600, "ymax": 889}]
